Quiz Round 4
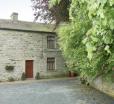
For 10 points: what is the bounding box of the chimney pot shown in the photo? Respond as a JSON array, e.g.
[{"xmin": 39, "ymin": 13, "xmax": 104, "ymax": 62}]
[{"xmin": 11, "ymin": 12, "xmax": 18, "ymax": 21}]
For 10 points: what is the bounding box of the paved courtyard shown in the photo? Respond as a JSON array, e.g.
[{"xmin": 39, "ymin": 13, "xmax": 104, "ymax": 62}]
[{"xmin": 0, "ymin": 78, "xmax": 114, "ymax": 104}]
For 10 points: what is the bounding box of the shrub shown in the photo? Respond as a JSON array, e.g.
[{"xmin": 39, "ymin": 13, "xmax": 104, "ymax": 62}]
[
  {"xmin": 8, "ymin": 77, "xmax": 15, "ymax": 82},
  {"xmin": 35, "ymin": 72, "xmax": 40, "ymax": 80},
  {"xmin": 5, "ymin": 65, "xmax": 14, "ymax": 71},
  {"xmin": 21, "ymin": 72, "xmax": 26, "ymax": 80},
  {"xmin": 80, "ymin": 77, "xmax": 86, "ymax": 84}
]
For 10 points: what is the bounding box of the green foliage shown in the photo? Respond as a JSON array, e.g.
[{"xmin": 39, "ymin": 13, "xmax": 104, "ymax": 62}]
[
  {"xmin": 49, "ymin": 0, "xmax": 61, "ymax": 7},
  {"xmin": 51, "ymin": 0, "xmax": 114, "ymax": 80},
  {"xmin": 21, "ymin": 72, "xmax": 26, "ymax": 80},
  {"xmin": 5, "ymin": 65, "xmax": 14, "ymax": 71},
  {"xmin": 84, "ymin": 0, "xmax": 114, "ymax": 60},
  {"xmin": 35, "ymin": 72, "xmax": 40, "ymax": 80},
  {"xmin": 8, "ymin": 77, "xmax": 15, "ymax": 82}
]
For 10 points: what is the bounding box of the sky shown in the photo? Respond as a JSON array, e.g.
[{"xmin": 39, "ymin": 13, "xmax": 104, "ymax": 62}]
[{"xmin": 0, "ymin": 0, "xmax": 34, "ymax": 22}]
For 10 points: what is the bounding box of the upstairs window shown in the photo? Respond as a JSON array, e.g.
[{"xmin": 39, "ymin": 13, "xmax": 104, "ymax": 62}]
[
  {"xmin": 47, "ymin": 58, "xmax": 55, "ymax": 70},
  {"xmin": 47, "ymin": 36, "xmax": 55, "ymax": 49}
]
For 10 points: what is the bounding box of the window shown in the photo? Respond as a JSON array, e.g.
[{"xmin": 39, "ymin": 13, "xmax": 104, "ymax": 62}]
[
  {"xmin": 47, "ymin": 58, "xmax": 55, "ymax": 70},
  {"xmin": 47, "ymin": 36, "xmax": 55, "ymax": 49}
]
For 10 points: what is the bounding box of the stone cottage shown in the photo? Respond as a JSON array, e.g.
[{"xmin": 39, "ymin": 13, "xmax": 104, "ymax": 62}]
[{"xmin": 0, "ymin": 13, "xmax": 65, "ymax": 81}]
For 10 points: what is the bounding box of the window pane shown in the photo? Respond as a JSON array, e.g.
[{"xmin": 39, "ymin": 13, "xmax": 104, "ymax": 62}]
[
  {"xmin": 47, "ymin": 58, "xmax": 55, "ymax": 70},
  {"xmin": 47, "ymin": 36, "xmax": 55, "ymax": 49}
]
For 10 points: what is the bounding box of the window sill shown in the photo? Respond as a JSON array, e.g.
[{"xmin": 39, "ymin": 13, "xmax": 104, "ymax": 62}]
[
  {"xmin": 44, "ymin": 48, "xmax": 61, "ymax": 52},
  {"xmin": 47, "ymin": 70, "xmax": 57, "ymax": 72}
]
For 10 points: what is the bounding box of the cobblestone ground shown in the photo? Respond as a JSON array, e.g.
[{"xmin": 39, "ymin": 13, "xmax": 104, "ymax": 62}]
[{"xmin": 0, "ymin": 78, "xmax": 114, "ymax": 104}]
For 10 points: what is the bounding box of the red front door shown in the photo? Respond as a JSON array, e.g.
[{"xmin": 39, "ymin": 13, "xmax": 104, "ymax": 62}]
[{"xmin": 25, "ymin": 60, "xmax": 33, "ymax": 78}]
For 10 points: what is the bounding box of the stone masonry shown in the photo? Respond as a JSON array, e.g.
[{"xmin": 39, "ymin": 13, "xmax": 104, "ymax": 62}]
[{"xmin": 0, "ymin": 13, "xmax": 65, "ymax": 81}]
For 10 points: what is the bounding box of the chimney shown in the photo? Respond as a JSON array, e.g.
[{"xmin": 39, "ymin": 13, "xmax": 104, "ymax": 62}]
[{"xmin": 11, "ymin": 12, "xmax": 18, "ymax": 21}]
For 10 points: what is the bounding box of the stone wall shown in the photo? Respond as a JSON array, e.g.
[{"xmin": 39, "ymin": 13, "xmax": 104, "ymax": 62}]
[
  {"xmin": 90, "ymin": 76, "xmax": 114, "ymax": 98},
  {"xmin": 0, "ymin": 29, "xmax": 65, "ymax": 81}
]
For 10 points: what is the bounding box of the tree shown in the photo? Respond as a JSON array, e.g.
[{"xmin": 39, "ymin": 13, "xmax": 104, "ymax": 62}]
[
  {"xmin": 52, "ymin": 0, "xmax": 114, "ymax": 80},
  {"xmin": 31, "ymin": 0, "xmax": 70, "ymax": 24}
]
